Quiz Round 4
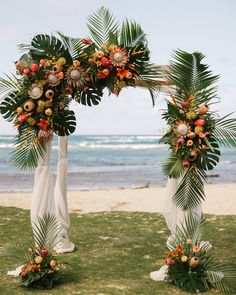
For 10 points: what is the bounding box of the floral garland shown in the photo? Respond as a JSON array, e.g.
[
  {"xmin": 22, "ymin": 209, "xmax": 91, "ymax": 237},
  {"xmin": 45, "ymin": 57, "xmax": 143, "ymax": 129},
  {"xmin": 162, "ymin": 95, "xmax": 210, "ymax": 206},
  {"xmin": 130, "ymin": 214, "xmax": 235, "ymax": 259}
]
[
  {"xmin": 0, "ymin": 7, "xmax": 159, "ymax": 170},
  {"xmin": 160, "ymin": 50, "xmax": 236, "ymax": 210}
]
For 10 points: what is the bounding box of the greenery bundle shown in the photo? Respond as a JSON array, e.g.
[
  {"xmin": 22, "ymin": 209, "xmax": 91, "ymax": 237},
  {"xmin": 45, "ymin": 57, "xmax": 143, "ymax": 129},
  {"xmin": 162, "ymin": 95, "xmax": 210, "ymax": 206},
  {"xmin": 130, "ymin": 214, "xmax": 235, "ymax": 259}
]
[
  {"xmin": 160, "ymin": 50, "xmax": 236, "ymax": 210},
  {"xmin": 0, "ymin": 7, "xmax": 159, "ymax": 170}
]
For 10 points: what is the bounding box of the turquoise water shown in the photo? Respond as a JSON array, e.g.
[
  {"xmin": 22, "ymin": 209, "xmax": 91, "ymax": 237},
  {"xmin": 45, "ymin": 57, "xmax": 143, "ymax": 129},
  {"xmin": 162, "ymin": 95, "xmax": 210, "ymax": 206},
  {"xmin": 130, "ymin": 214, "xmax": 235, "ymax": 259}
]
[{"xmin": 0, "ymin": 135, "xmax": 235, "ymax": 191}]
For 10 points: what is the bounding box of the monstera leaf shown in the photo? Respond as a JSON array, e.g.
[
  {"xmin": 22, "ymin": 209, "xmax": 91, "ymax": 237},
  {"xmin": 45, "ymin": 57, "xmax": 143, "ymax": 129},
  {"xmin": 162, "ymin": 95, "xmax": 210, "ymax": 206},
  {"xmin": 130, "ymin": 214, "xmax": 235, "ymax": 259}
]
[
  {"xmin": 19, "ymin": 34, "xmax": 72, "ymax": 64},
  {"xmin": 198, "ymin": 138, "xmax": 220, "ymax": 170},
  {"xmin": 53, "ymin": 110, "xmax": 76, "ymax": 136},
  {"xmin": 79, "ymin": 87, "xmax": 103, "ymax": 106},
  {"xmin": 0, "ymin": 91, "xmax": 23, "ymax": 122}
]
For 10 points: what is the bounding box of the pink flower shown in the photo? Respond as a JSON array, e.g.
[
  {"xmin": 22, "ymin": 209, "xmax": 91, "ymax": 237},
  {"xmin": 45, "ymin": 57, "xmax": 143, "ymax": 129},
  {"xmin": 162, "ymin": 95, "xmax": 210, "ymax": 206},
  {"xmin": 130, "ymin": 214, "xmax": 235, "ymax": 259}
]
[
  {"xmin": 193, "ymin": 246, "xmax": 201, "ymax": 253},
  {"xmin": 165, "ymin": 258, "xmax": 175, "ymax": 266},
  {"xmin": 18, "ymin": 114, "xmax": 30, "ymax": 123}
]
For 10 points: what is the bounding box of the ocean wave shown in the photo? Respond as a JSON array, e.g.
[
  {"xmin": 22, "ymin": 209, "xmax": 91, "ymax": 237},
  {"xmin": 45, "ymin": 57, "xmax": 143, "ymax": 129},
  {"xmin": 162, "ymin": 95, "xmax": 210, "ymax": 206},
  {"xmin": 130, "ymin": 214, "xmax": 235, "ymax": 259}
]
[
  {"xmin": 0, "ymin": 143, "xmax": 14, "ymax": 148},
  {"xmin": 52, "ymin": 143, "xmax": 166, "ymax": 150}
]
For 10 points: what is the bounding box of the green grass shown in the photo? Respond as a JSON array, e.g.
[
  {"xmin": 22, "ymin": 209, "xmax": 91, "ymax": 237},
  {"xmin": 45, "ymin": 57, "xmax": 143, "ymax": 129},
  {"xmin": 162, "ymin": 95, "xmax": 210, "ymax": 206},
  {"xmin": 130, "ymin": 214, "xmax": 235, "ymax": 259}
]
[{"xmin": 0, "ymin": 206, "xmax": 236, "ymax": 295}]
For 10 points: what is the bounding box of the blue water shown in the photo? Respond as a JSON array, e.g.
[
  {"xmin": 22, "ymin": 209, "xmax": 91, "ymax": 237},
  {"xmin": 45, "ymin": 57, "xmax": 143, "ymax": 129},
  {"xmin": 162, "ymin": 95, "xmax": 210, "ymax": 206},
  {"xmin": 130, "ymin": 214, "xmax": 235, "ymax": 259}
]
[{"xmin": 0, "ymin": 135, "xmax": 235, "ymax": 191}]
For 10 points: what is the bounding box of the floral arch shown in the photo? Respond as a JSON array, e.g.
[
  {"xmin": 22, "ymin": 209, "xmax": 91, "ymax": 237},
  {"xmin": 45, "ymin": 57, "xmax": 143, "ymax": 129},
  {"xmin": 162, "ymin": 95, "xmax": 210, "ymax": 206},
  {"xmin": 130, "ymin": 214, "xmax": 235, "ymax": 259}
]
[{"xmin": 1, "ymin": 6, "xmax": 236, "ymax": 293}]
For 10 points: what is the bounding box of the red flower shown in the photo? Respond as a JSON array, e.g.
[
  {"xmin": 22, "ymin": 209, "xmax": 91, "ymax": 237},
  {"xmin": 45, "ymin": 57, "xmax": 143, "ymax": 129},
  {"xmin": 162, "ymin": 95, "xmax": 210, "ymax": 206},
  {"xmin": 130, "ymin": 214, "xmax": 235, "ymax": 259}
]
[
  {"xmin": 82, "ymin": 38, "xmax": 92, "ymax": 45},
  {"xmin": 37, "ymin": 119, "xmax": 50, "ymax": 131},
  {"xmin": 101, "ymin": 57, "xmax": 110, "ymax": 67}
]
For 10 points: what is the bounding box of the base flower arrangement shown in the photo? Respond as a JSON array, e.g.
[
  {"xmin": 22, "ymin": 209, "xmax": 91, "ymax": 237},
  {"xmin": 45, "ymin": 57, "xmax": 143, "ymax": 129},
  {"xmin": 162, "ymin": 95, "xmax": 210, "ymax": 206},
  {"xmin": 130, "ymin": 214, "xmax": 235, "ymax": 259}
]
[
  {"xmin": 0, "ymin": 7, "xmax": 159, "ymax": 170},
  {"xmin": 162, "ymin": 215, "xmax": 236, "ymax": 293},
  {"xmin": 19, "ymin": 246, "xmax": 60, "ymax": 289}
]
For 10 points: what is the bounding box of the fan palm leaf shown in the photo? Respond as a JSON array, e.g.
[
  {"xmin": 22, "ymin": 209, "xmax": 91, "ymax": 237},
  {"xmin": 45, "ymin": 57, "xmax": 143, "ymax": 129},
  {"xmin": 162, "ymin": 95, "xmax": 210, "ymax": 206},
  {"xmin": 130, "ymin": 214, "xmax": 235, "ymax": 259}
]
[
  {"xmin": 10, "ymin": 129, "xmax": 46, "ymax": 170},
  {"xmin": 162, "ymin": 153, "xmax": 184, "ymax": 178},
  {"xmin": 167, "ymin": 50, "xmax": 219, "ymax": 105},
  {"xmin": 172, "ymin": 167, "xmax": 207, "ymax": 210},
  {"xmin": 87, "ymin": 6, "xmax": 119, "ymax": 48},
  {"xmin": 213, "ymin": 113, "xmax": 236, "ymax": 148},
  {"xmin": 120, "ymin": 19, "xmax": 146, "ymax": 47},
  {"xmin": 32, "ymin": 213, "xmax": 60, "ymax": 250}
]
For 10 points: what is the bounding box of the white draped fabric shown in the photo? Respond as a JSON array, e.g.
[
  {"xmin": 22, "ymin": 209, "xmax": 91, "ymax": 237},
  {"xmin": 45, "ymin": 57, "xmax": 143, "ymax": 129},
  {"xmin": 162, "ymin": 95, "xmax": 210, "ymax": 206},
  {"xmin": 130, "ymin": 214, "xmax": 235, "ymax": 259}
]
[
  {"xmin": 31, "ymin": 136, "xmax": 74, "ymax": 253},
  {"xmin": 150, "ymin": 177, "xmax": 202, "ymax": 281}
]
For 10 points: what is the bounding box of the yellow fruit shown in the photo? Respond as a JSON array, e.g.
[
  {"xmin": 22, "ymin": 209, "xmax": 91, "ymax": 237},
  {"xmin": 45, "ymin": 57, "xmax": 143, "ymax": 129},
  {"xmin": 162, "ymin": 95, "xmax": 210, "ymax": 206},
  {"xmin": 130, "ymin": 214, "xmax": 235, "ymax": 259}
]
[
  {"xmin": 34, "ymin": 256, "xmax": 43, "ymax": 264},
  {"xmin": 50, "ymin": 260, "xmax": 57, "ymax": 268},
  {"xmin": 45, "ymin": 108, "xmax": 53, "ymax": 116},
  {"xmin": 181, "ymin": 255, "xmax": 188, "ymax": 262},
  {"xmin": 57, "ymin": 57, "xmax": 67, "ymax": 66},
  {"xmin": 186, "ymin": 111, "xmax": 196, "ymax": 120},
  {"xmin": 194, "ymin": 126, "xmax": 203, "ymax": 134},
  {"xmin": 27, "ymin": 117, "xmax": 36, "ymax": 126}
]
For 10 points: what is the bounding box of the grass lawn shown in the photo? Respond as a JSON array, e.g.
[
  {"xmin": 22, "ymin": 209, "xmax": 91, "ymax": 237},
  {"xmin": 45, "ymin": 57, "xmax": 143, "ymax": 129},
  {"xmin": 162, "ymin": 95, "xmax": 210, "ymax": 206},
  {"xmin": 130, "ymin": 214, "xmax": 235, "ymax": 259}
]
[{"xmin": 0, "ymin": 206, "xmax": 235, "ymax": 295}]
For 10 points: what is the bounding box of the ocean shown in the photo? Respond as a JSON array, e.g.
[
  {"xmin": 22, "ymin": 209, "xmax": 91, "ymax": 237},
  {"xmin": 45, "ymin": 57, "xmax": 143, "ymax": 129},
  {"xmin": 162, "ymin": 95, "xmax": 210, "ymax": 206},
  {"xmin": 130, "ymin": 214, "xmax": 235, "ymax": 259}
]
[{"xmin": 0, "ymin": 135, "xmax": 235, "ymax": 192}]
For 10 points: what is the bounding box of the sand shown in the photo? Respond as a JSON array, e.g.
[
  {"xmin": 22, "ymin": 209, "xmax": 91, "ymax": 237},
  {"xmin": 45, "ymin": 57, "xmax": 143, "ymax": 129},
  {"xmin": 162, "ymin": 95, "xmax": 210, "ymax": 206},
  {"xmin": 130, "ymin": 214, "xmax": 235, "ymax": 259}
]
[{"xmin": 0, "ymin": 183, "xmax": 235, "ymax": 215}]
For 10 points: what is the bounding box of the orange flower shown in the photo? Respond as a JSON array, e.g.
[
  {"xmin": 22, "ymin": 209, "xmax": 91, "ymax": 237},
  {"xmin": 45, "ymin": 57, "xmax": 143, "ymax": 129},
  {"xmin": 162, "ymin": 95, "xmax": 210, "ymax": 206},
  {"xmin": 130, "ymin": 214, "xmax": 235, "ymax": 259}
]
[
  {"xmin": 117, "ymin": 67, "xmax": 129, "ymax": 80},
  {"xmin": 37, "ymin": 119, "xmax": 50, "ymax": 131},
  {"xmin": 97, "ymin": 70, "xmax": 107, "ymax": 79},
  {"xmin": 57, "ymin": 71, "xmax": 64, "ymax": 80},
  {"xmin": 187, "ymin": 139, "xmax": 194, "ymax": 147},
  {"xmin": 96, "ymin": 60, "xmax": 102, "ymax": 67},
  {"xmin": 193, "ymin": 246, "xmax": 201, "ymax": 253},
  {"xmin": 94, "ymin": 50, "xmax": 104, "ymax": 59}
]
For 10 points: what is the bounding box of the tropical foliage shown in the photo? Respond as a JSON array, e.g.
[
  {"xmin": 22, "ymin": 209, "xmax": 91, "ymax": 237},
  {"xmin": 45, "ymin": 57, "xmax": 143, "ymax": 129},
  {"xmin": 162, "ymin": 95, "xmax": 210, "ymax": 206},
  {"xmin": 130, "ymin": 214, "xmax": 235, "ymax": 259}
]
[
  {"xmin": 0, "ymin": 6, "xmax": 159, "ymax": 170},
  {"xmin": 160, "ymin": 49, "xmax": 236, "ymax": 210},
  {"xmin": 163, "ymin": 214, "xmax": 236, "ymax": 293}
]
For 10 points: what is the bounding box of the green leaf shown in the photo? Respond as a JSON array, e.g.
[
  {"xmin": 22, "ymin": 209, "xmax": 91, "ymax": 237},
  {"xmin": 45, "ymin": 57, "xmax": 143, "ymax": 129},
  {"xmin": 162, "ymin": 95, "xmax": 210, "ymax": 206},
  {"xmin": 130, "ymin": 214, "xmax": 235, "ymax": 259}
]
[
  {"xmin": 10, "ymin": 129, "xmax": 46, "ymax": 170},
  {"xmin": 172, "ymin": 167, "xmax": 207, "ymax": 210},
  {"xmin": 162, "ymin": 153, "xmax": 184, "ymax": 178},
  {"xmin": 197, "ymin": 138, "xmax": 220, "ymax": 170},
  {"xmin": 213, "ymin": 114, "xmax": 236, "ymax": 148},
  {"xmin": 0, "ymin": 91, "xmax": 23, "ymax": 122},
  {"xmin": 79, "ymin": 87, "xmax": 103, "ymax": 106},
  {"xmin": 120, "ymin": 19, "xmax": 146, "ymax": 47},
  {"xmin": 87, "ymin": 7, "xmax": 119, "ymax": 48},
  {"xmin": 19, "ymin": 34, "xmax": 72, "ymax": 64},
  {"xmin": 32, "ymin": 213, "xmax": 60, "ymax": 250},
  {"xmin": 52, "ymin": 110, "xmax": 76, "ymax": 136}
]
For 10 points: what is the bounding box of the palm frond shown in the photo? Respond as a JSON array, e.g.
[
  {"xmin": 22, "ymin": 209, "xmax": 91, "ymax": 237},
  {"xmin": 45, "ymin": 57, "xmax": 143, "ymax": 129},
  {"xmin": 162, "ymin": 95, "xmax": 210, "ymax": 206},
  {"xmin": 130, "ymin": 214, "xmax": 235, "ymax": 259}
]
[
  {"xmin": 0, "ymin": 74, "xmax": 22, "ymax": 96},
  {"xmin": 206, "ymin": 265, "xmax": 236, "ymax": 293},
  {"xmin": 162, "ymin": 153, "xmax": 184, "ymax": 178},
  {"xmin": 120, "ymin": 19, "xmax": 146, "ymax": 47},
  {"xmin": 167, "ymin": 49, "xmax": 219, "ymax": 104},
  {"xmin": 33, "ymin": 213, "xmax": 60, "ymax": 250},
  {"xmin": 10, "ymin": 129, "xmax": 46, "ymax": 170},
  {"xmin": 172, "ymin": 167, "xmax": 207, "ymax": 210},
  {"xmin": 87, "ymin": 6, "xmax": 119, "ymax": 47},
  {"xmin": 57, "ymin": 31, "xmax": 88, "ymax": 60},
  {"xmin": 167, "ymin": 214, "xmax": 205, "ymax": 251},
  {"xmin": 213, "ymin": 113, "xmax": 236, "ymax": 148}
]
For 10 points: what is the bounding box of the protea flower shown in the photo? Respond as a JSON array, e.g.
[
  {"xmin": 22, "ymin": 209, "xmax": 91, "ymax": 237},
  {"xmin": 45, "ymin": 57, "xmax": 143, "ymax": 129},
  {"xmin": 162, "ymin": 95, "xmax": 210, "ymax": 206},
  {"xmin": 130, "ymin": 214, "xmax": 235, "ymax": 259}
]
[
  {"xmin": 110, "ymin": 47, "xmax": 128, "ymax": 67},
  {"xmin": 67, "ymin": 66, "xmax": 85, "ymax": 88}
]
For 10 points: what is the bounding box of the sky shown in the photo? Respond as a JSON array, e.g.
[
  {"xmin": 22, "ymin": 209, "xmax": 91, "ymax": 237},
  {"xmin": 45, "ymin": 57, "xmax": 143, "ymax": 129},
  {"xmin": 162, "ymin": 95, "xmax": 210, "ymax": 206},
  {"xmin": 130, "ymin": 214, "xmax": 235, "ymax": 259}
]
[{"xmin": 0, "ymin": 0, "xmax": 235, "ymax": 135}]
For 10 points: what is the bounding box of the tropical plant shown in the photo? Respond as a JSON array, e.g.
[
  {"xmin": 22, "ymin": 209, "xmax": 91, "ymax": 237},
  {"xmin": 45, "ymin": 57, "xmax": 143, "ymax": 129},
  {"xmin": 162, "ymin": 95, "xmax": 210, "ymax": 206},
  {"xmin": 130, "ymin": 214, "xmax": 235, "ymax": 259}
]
[
  {"xmin": 163, "ymin": 214, "xmax": 236, "ymax": 293},
  {"xmin": 160, "ymin": 49, "xmax": 236, "ymax": 210}
]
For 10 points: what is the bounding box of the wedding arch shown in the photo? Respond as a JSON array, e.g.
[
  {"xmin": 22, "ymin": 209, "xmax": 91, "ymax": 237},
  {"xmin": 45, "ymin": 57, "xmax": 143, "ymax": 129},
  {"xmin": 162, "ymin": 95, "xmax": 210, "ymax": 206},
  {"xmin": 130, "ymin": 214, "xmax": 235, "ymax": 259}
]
[{"xmin": 1, "ymin": 6, "xmax": 236, "ymax": 293}]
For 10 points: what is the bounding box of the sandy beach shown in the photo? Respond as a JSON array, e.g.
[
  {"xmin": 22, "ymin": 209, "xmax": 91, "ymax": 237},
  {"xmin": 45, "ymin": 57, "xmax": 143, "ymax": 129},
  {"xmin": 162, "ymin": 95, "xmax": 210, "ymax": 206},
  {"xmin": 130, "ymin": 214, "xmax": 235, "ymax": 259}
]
[{"xmin": 0, "ymin": 183, "xmax": 235, "ymax": 215}]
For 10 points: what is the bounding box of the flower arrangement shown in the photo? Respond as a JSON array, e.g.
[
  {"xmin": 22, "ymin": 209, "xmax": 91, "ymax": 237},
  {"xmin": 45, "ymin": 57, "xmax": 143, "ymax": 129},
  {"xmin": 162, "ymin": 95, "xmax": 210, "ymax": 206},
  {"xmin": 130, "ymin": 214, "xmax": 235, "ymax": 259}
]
[
  {"xmin": 160, "ymin": 50, "xmax": 236, "ymax": 210},
  {"xmin": 0, "ymin": 7, "xmax": 159, "ymax": 170},
  {"xmin": 19, "ymin": 246, "xmax": 60, "ymax": 289},
  {"xmin": 162, "ymin": 215, "xmax": 236, "ymax": 293}
]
